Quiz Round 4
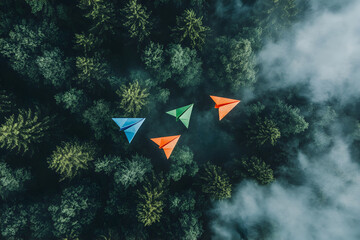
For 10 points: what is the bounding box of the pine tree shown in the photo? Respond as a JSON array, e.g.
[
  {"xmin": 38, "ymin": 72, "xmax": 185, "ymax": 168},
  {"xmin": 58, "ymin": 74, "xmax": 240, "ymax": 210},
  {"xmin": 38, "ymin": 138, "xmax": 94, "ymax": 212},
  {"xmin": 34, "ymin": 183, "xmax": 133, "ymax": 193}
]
[
  {"xmin": 116, "ymin": 81, "xmax": 149, "ymax": 116},
  {"xmin": 242, "ymin": 157, "xmax": 274, "ymax": 185},
  {"xmin": 78, "ymin": 0, "xmax": 116, "ymax": 33},
  {"xmin": 137, "ymin": 177, "xmax": 165, "ymax": 226},
  {"xmin": 121, "ymin": 0, "xmax": 152, "ymax": 42},
  {"xmin": 74, "ymin": 33, "xmax": 101, "ymax": 53},
  {"xmin": 200, "ymin": 164, "xmax": 231, "ymax": 200},
  {"xmin": 48, "ymin": 141, "xmax": 95, "ymax": 180},
  {"xmin": 172, "ymin": 9, "xmax": 210, "ymax": 49},
  {"xmin": 248, "ymin": 117, "xmax": 281, "ymax": 146},
  {"xmin": 75, "ymin": 55, "xmax": 107, "ymax": 87},
  {"xmin": 0, "ymin": 109, "xmax": 51, "ymax": 154}
]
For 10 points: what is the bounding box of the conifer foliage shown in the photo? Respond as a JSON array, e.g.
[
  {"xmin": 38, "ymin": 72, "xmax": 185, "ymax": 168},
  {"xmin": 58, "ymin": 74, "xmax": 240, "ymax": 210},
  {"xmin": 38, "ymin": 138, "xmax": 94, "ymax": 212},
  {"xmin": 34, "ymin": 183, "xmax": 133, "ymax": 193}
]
[
  {"xmin": 200, "ymin": 164, "xmax": 232, "ymax": 200},
  {"xmin": 48, "ymin": 141, "xmax": 95, "ymax": 180},
  {"xmin": 0, "ymin": 109, "xmax": 51, "ymax": 154}
]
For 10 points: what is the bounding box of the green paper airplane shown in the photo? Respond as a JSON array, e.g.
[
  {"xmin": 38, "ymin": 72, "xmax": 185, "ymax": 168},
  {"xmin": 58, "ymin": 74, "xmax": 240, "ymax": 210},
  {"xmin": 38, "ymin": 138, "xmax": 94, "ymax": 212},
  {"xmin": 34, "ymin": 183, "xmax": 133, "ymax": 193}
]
[{"xmin": 166, "ymin": 103, "xmax": 194, "ymax": 128}]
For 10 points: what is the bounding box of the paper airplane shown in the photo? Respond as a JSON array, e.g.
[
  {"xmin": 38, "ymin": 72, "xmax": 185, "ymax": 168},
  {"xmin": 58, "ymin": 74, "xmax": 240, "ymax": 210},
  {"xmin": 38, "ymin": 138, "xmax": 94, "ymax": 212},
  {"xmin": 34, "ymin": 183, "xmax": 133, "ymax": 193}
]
[
  {"xmin": 112, "ymin": 118, "xmax": 145, "ymax": 143},
  {"xmin": 210, "ymin": 96, "xmax": 240, "ymax": 120},
  {"xmin": 150, "ymin": 135, "xmax": 181, "ymax": 159},
  {"xmin": 166, "ymin": 103, "xmax": 194, "ymax": 128}
]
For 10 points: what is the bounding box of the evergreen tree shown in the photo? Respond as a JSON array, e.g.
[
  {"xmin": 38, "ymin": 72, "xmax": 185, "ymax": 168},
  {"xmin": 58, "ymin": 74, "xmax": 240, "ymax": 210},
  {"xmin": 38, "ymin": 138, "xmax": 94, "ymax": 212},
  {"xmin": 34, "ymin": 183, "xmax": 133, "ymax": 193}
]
[
  {"xmin": 168, "ymin": 146, "xmax": 198, "ymax": 181},
  {"xmin": 200, "ymin": 164, "xmax": 231, "ymax": 200},
  {"xmin": 0, "ymin": 203, "xmax": 28, "ymax": 239},
  {"xmin": 0, "ymin": 109, "xmax": 52, "ymax": 154},
  {"xmin": 0, "ymin": 161, "xmax": 32, "ymax": 200},
  {"xmin": 166, "ymin": 44, "xmax": 203, "ymax": 87},
  {"xmin": 82, "ymin": 99, "xmax": 115, "ymax": 139},
  {"xmin": 54, "ymin": 88, "xmax": 88, "ymax": 114},
  {"xmin": 75, "ymin": 55, "xmax": 108, "ymax": 87},
  {"xmin": 0, "ymin": 20, "xmax": 60, "ymax": 84},
  {"xmin": 172, "ymin": 9, "xmax": 210, "ymax": 49},
  {"xmin": 48, "ymin": 184, "xmax": 100, "ymax": 238},
  {"xmin": 79, "ymin": 0, "xmax": 117, "ymax": 33},
  {"xmin": 28, "ymin": 203, "xmax": 54, "ymax": 239},
  {"xmin": 48, "ymin": 141, "xmax": 95, "ymax": 180},
  {"xmin": 255, "ymin": 0, "xmax": 302, "ymax": 39},
  {"xmin": 25, "ymin": 0, "xmax": 50, "ymax": 14},
  {"xmin": 137, "ymin": 177, "xmax": 165, "ymax": 226},
  {"xmin": 271, "ymin": 100, "xmax": 309, "ymax": 136},
  {"xmin": 74, "ymin": 33, "xmax": 101, "ymax": 53},
  {"xmin": 94, "ymin": 155, "xmax": 122, "ymax": 175},
  {"xmin": 116, "ymin": 81, "xmax": 149, "ymax": 116},
  {"xmin": 242, "ymin": 156, "xmax": 275, "ymax": 185},
  {"xmin": 36, "ymin": 48, "xmax": 71, "ymax": 88},
  {"xmin": 247, "ymin": 117, "xmax": 281, "ymax": 146},
  {"xmin": 208, "ymin": 37, "xmax": 256, "ymax": 89},
  {"xmin": 121, "ymin": 0, "xmax": 152, "ymax": 42},
  {"xmin": 114, "ymin": 154, "xmax": 153, "ymax": 189},
  {"xmin": 142, "ymin": 41, "xmax": 165, "ymax": 72}
]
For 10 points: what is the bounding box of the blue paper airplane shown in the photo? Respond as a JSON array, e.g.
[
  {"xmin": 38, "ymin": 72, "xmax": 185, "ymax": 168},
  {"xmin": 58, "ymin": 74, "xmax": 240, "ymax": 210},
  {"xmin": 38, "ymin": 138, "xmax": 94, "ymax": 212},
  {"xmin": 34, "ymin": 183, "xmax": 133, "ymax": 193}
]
[{"xmin": 112, "ymin": 118, "xmax": 146, "ymax": 143}]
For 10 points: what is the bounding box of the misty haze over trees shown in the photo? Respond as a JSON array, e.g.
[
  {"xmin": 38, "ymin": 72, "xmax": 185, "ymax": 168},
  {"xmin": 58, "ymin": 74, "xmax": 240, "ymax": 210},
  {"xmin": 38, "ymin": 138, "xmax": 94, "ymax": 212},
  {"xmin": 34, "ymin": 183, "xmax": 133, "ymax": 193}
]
[{"xmin": 0, "ymin": 0, "xmax": 359, "ymax": 239}]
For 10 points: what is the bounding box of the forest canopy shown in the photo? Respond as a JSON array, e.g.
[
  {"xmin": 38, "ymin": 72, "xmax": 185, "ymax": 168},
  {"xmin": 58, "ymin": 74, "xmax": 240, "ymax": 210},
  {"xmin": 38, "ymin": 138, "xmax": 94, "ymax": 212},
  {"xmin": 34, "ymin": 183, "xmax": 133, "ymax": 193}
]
[{"xmin": 1, "ymin": 0, "xmax": 358, "ymax": 239}]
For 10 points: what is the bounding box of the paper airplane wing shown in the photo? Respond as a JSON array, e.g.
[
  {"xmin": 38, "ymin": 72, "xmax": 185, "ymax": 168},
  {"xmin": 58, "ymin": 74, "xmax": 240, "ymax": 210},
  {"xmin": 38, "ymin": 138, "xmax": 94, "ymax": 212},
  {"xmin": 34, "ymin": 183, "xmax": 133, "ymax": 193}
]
[
  {"xmin": 150, "ymin": 135, "xmax": 181, "ymax": 159},
  {"xmin": 218, "ymin": 102, "xmax": 240, "ymax": 120},
  {"xmin": 210, "ymin": 96, "xmax": 239, "ymax": 108},
  {"xmin": 112, "ymin": 118, "xmax": 144, "ymax": 130},
  {"xmin": 123, "ymin": 118, "xmax": 145, "ymax": 143},
  {"xmin": 162, "ymin": 137, "xmax": 180, "ymax": 159},
  {"xmin": 179, "ymin": 104, "xmax": 193, "ymax": 128}
]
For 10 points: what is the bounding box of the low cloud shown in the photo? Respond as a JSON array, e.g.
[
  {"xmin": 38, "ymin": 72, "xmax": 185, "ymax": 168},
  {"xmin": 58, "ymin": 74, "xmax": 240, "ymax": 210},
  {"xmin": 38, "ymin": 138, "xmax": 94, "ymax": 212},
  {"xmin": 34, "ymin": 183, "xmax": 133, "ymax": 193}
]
[
  {"xmin": 210, "ymin": 0, "xmax": 360, "ymax": 239},
  {"xmin": 211, "ymin": 137, "xmax": 360, "ymax": 240},
  {"xmin": 258, "ymin": 0, "xmax": 360, "ymax": 103}
]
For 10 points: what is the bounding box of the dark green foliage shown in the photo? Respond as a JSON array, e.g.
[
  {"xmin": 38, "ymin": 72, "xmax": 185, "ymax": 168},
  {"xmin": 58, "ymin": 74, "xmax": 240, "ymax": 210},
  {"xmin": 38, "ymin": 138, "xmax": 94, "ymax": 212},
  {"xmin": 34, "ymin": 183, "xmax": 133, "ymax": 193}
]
[
  {"xmin": 0, "ymin": 0, "xmax": 327, "ymax": 238},
  {"xmin": 271, "ymin": 100, "xmax": 309, "ymax": 136},
  {"xmin": 169, "ymin": 191, "xmax": 203, "ymax": 239},
  {"xmin": 0, "ymin": 90, "xmax": 15, "ymax": 115},
  {"xmin": 241, "ymin": 157, "xmax": 275, "ymax": 185},
  {"xmin": 142, "ymin": 41, "xmax": 165, "ymax": 73},
  {"xmin": 208, "ymin": 36, "xmax": 257, "ymax": 90},
  {"xmin": 248, "ymin": 117, "xmax": 281, "ymax": 146},
  {"xmin": 48, "ymin": 184, "xmax": 100, "ymax": 238},
  {"xmin": 114, "ymin": 154, "xmax": 153, "ymax": 189},
  {"xmin": 169, "ymin": 190, "xmax": 196, "ymax": 213},
  {"xmin": 168, "ymin": 146, "xmax": 198, "ymax": 181},
  {"xmin": 82, "ymin": 99, "xmax": 115, "ymax": 139},
  {"xmin": 79, "ymin": 0, "xmax": 117, "ymax": 34},
  {"xmin": 0, "ymin": 161, "xmax": 31, "ymax": 200},
  {"xmin": 54, "ymin": 88, "xmax": 88, "ymax": 113},
  {"xmin": 25, "ymin": 0, "xmax": 49, "ymax": 14},
  {"xmin": 0, "ymin": 203, "xmax": 28, "ymax": 239},
  {"xmin": 94, "ymin": 155, "xmax": 122, "ymax": 175},
  {"xmin": 74, "ymin": 33, "xmax": 101, "ymax": 53},
  {"xmin": 36, "ymin": 48, "xmax": 71, "ymax": 88},
  {"xmin": 0, "ymin": 20, "xmax": 60, "ymax": 84},
  {"xmin": 28, "ymin": 203, "xmax": 54, "ymax": 239},
  {"xmin": 48, "ymin": 141, "xmax": 95, "ymax": 180},
  {"xmin": 137, "ymin": 177, "xmax": 165, "ymax": 226},
  {"xmin": 172, "ymin": 9, "xmax": 210, "ymax": 49},
  {"xmin": 200, "ymin": 164, "xmax": 232, "ymax": 200},
  {"xmin": 116, "ymin": 81, "xmax": 149, "ymax": 117},
  {"xmin": 0, "ymin": 109, "xmax": 52, "ymax": 154},
  {"xmin": 121, "ymin": 0, "xmax": 152, "ymax": 42},
  {"xmin": 75, "ymin": 55, "xmax": 108, "ymax": 88},
  {"xmin": 167, "ymin": 44, "xmax": 203, "ymax": 87},
  {"xmin": 255, "ymin": 0, "xmax": 301, "ymax": 39},
  {"xmin": 179, "ymin": 212, "xmax": 203, "ymax": 240}
]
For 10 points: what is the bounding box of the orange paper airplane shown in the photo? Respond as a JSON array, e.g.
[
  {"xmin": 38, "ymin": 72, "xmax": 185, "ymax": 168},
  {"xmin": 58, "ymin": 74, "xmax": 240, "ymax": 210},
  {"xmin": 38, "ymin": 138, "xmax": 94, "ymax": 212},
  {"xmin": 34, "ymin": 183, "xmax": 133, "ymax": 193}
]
[
  {"xmin": 210, "ymin": 95, "xmax": 240, "ymax": 120},
  {"xmin": 150, "ymin": 135, "xmax": 181, "ymax": 159}
]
